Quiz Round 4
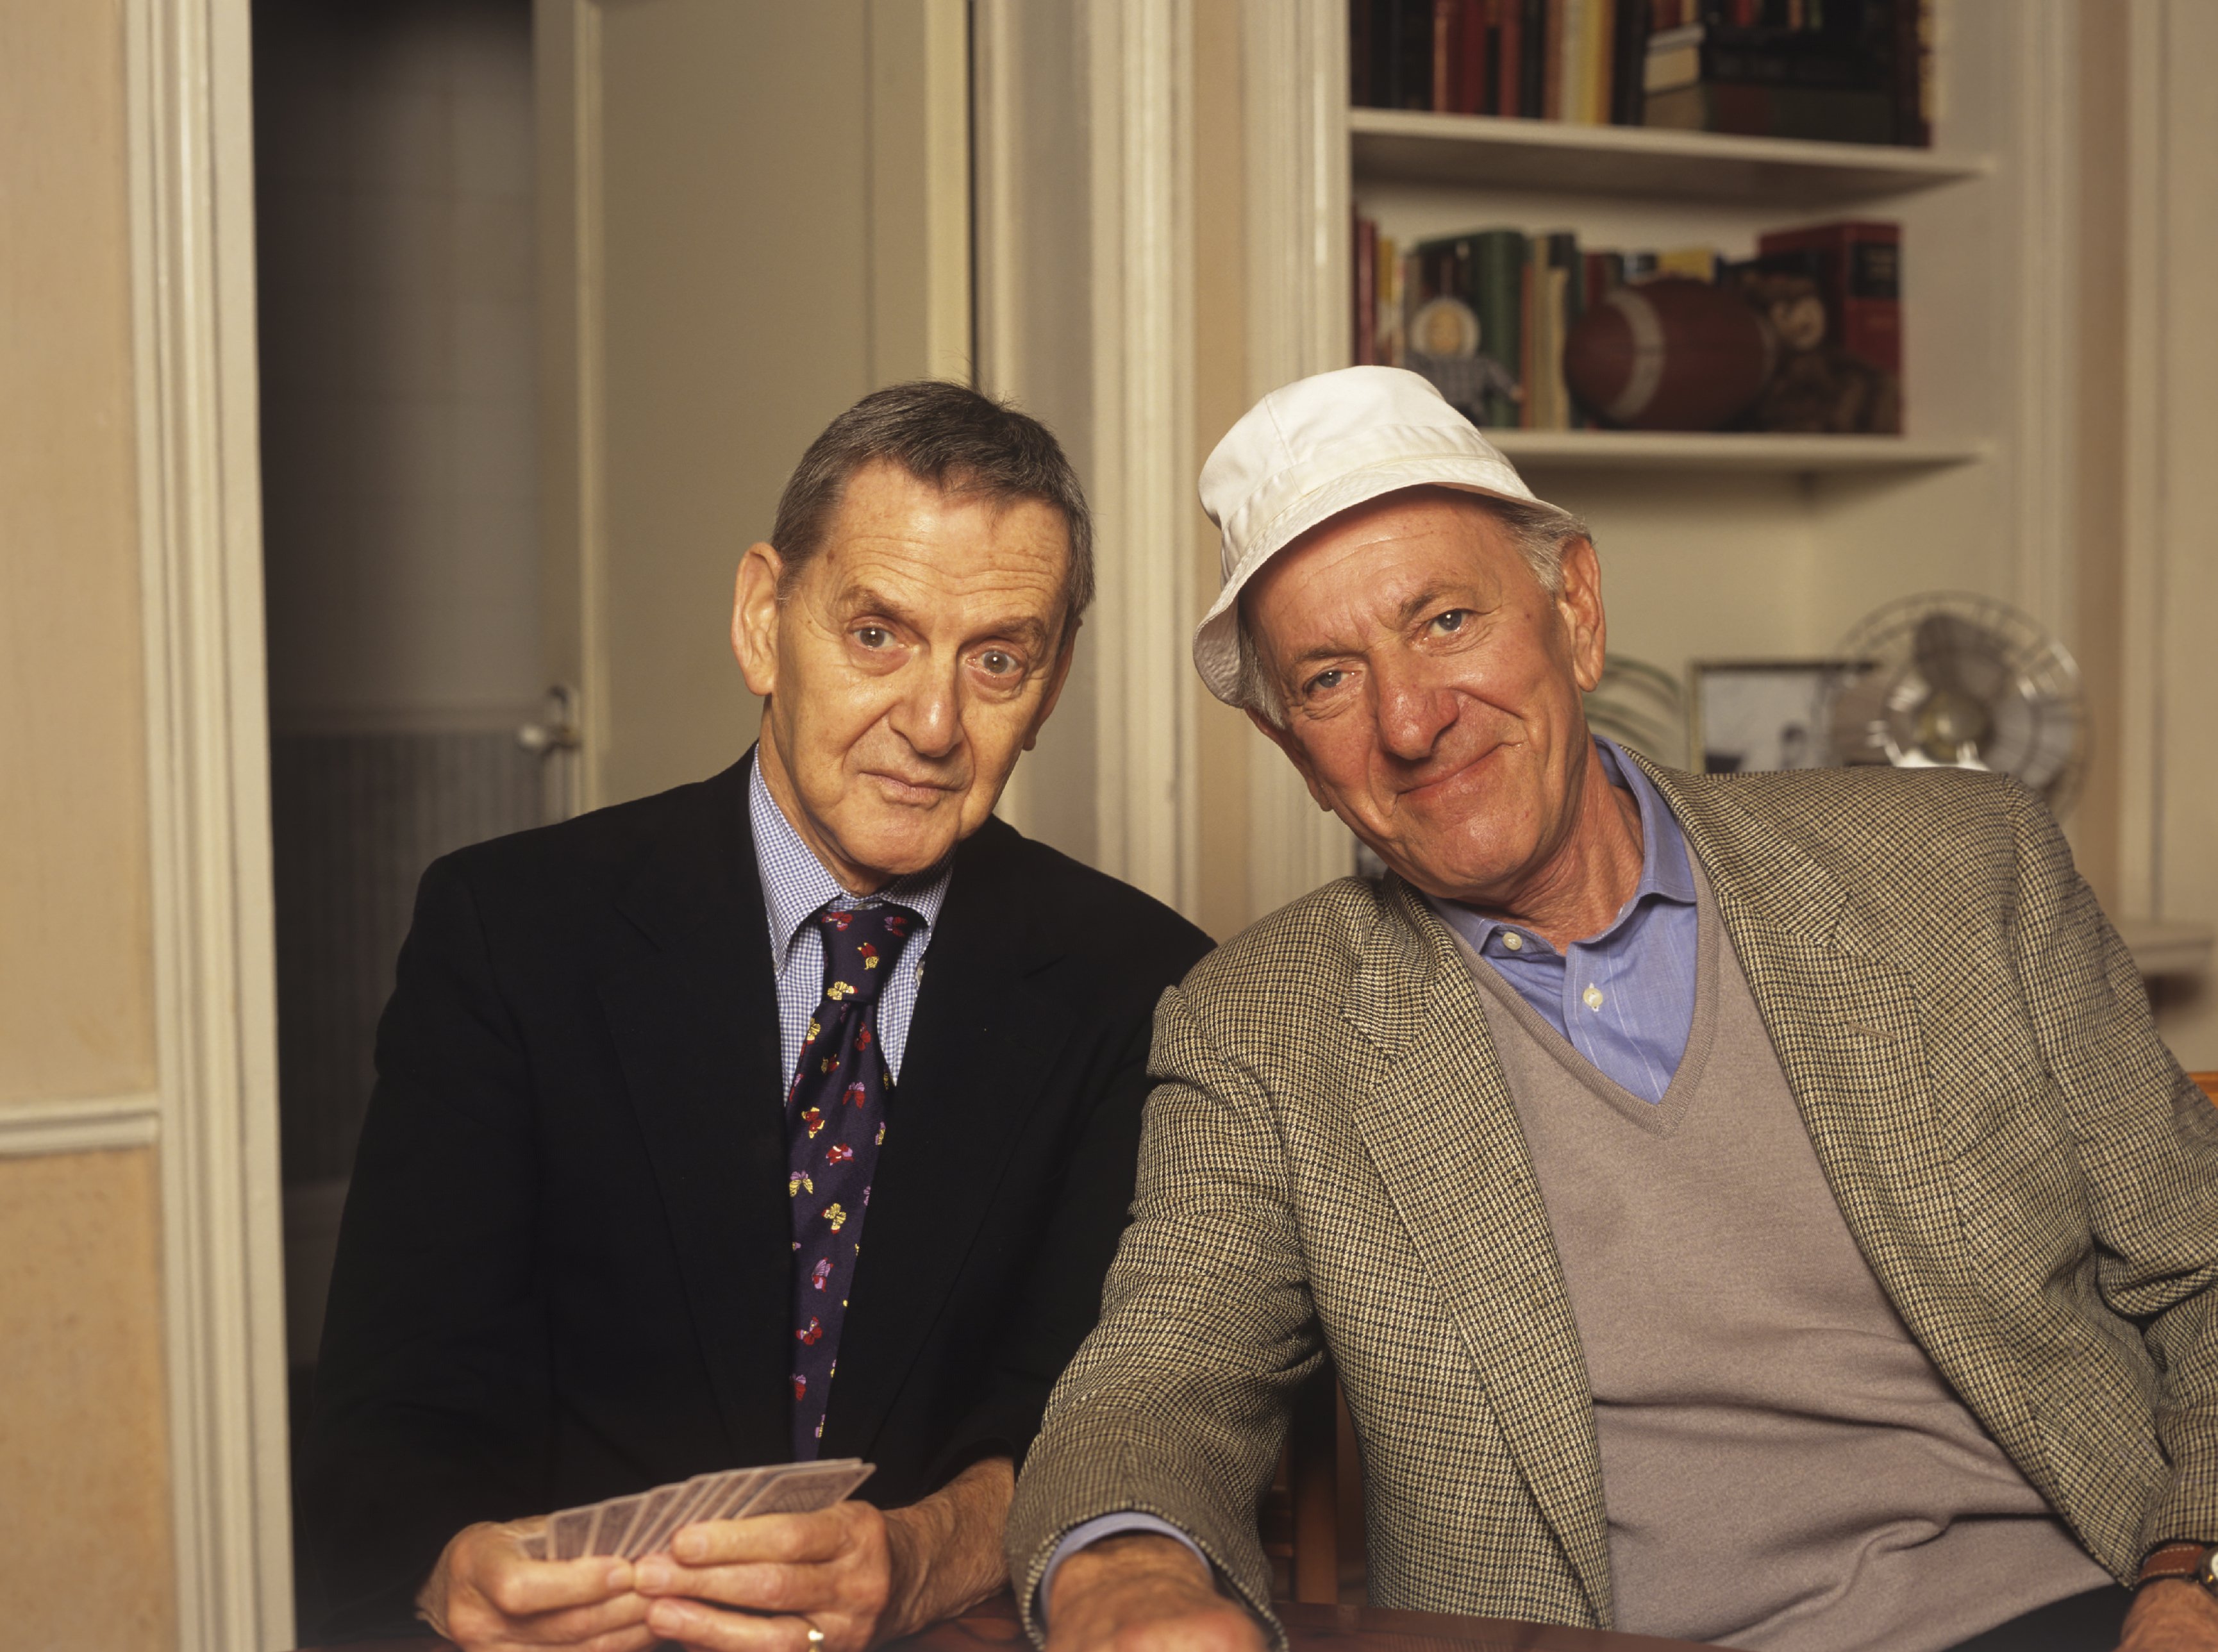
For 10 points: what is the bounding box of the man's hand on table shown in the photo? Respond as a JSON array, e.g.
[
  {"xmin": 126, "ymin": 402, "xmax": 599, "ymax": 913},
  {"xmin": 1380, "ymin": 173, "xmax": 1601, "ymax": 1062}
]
[
  {"xmin": 1044, "ymin": 1533, "xmax": 1266, "ymax": 1652},
  {"xmin": 632, "ymin": 1455, "xmax": 1015, "ymax": 1652},
  {"xmin": 2119, "ymin": 1581, "xmax": 2218, "ymax": 1651},
  {"xmin": 417, "ymin": 1518, "xmax": 654, "ymax": 1650}
]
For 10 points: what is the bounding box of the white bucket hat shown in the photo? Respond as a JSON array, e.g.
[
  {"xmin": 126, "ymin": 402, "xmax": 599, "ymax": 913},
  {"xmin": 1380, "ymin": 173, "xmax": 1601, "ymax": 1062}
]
[{"xmin": 1192, "ymin": 365, "xmax": 1560, "ymax": 705}]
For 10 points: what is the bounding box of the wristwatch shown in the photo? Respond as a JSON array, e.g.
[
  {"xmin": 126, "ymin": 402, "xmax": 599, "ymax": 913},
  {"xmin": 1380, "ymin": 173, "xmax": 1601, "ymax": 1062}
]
[{"xmin": 2137, "ymin": 1541, "xmax": 2218, "ymax": 1596}]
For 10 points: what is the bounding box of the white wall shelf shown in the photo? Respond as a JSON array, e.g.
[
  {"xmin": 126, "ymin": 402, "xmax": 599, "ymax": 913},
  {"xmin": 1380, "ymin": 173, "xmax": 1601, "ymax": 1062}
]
[
  {"xmin": 1349, "ymin": 108, "xmax": 1991, "ymax": 203},
  {"xmin": 1490, "ymin": 431, "xmax": 1988, "ymax": 472}
]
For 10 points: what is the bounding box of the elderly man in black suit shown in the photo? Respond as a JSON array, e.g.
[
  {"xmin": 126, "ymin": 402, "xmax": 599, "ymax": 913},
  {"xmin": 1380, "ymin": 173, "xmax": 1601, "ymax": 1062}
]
[{"xmin": 300, "ymin": 381, "xmax": 1212, "ymax": 1651}]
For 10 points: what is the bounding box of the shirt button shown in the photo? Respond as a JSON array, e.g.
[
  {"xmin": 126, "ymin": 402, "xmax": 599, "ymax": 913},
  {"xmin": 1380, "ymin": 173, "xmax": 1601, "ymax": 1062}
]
[
  {"xmin": 1583, "ymin": 984, "xmax": 1605, "ymax": 1011},
  {"xmin": 1502, "ymin": 932, "xmax": 1524, "ymax": 951}
]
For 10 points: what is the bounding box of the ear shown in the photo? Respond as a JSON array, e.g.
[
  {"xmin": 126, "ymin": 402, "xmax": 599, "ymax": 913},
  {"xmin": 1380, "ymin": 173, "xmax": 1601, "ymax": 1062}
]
[
  {"xmin": 733, "ymin": 542, "xmax": 785, "ymax": 698},
  {"xmin": 1553, "ymin": 536, "xmax": 1608, "ymax": 694},
  {"xmin": 1245, "ymin": 706, "xmax": 1337, "ymax": 813},
  {"xmin": 1022, "ymin": 625, "xmax": 1081, "ymax": 752}
]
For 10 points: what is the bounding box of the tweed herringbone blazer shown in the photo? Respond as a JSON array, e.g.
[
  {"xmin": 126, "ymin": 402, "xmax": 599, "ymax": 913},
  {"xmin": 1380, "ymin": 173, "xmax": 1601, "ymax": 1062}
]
[{"xmin": 1008, "ymin": 760, "xmax": 2218, "ymax": 1641}]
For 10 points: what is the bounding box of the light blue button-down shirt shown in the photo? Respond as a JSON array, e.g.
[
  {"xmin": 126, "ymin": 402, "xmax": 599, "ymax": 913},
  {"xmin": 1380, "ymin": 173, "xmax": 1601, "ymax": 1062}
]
[
  {"xmin": 1427, "ymin": 738, "xmax": 1699, "ymax": 1104},
  {"xmin": 748, "ymin": 753, "xmax": 951, "ymax": 1087}
]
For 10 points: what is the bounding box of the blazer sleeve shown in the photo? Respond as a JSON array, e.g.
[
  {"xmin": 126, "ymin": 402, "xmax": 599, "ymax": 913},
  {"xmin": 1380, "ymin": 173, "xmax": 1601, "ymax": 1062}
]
[
  {"xmin": 1005, "ymin": 981, "xmax": 1321, "ymax": 1648},
  {"xmin": 2005, "ymin": 787, "xmax": 2218, "ymax": 1552},
  {"xmin": 299, "ymin": 853, "xmax": 556, "ymax": 1638}
]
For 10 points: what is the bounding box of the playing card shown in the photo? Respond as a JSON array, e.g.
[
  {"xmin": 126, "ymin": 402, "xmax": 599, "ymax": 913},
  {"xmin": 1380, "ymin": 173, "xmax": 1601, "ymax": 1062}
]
[
  {"xmin": 588, "ymin": 1492, "xmax": 646, "ymax": 1557},
  {"xmin": 550, "ymin": 1505, "xmax": 599, "ymax": 1562},
  {"xmin": 612, "ymin": 1481, "xmax": 683, "ymax": 1560},
  {"xmin": 538, "ymin": 1459, "xmax": 879, "ymax": 1563},
  {"xmin": 730, "ymin": 1458, "xmax": 874, "ymax": 1517},
  {"xmin": 628, "ymin": 1470, "xmax": 727, "ymax": 1558},
  {"xmin": 705, "ymin": 1467, "xmax": 772, "ymax": 1521}
]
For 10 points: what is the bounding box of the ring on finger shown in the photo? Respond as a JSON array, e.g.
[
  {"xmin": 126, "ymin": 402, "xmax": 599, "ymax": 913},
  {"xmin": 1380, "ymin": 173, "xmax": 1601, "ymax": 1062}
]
[{"xmin": 806, "ymin": 1628, "xmax": 826, "ymax": 1647}]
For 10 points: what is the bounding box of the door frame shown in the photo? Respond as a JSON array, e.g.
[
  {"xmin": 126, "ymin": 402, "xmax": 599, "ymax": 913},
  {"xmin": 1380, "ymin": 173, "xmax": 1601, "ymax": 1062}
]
[{"xmin": 126, "ymin": 0, "xmax": 295, "ymax": 1645}]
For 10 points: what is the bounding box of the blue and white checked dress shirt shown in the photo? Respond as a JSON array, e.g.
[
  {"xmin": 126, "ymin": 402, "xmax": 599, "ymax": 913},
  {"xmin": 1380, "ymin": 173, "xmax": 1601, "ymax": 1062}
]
[
  {"xmin": 1038, "ymin": 738, "xmax": 1707, "ymax": 1610},
  {"xmin": 748, "ymin": 753, "xmax": 951, "ymax": 1086},
  {"xmin": 1427, "ymin": 737, "xmax": 1698, "ymax": 1105}
]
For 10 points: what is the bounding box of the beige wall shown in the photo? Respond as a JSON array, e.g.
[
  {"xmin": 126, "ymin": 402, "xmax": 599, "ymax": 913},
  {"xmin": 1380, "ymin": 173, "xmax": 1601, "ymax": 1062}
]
[
  {"xmin": 2071, "ymin": 1, "xmax": 2129, "ymax": 914},
  {"xmin": 2136, "ymin": 0, "xmax": 2218, "ymax": 1066},
  {"xmin": 2072, "ymin": 0, "xmax": 2218, "ymax": 1066},
  {"xmin": 0, "ymin": 1149, "xmax": 176, "ymax": 1649},
  {"xmin": 0, "ymin": 0, "xmax": 156, "ymax": 1103},
  {"xmin": 0, "ymin": 1, "xmax": 178, "ymax": 1646}
]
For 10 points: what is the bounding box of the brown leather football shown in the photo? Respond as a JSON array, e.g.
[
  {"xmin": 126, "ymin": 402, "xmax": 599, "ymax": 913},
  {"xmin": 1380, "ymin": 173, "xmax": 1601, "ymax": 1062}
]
[{"xmin": 1563, "ymin": 278, "xmax": 1776, "ymax": 431}]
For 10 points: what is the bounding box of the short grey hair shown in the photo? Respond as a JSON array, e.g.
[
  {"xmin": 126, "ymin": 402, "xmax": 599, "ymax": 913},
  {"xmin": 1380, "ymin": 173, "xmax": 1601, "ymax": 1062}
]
[
  {"xmin": 771, "ymin": 380, "xmax": 1094, "ymax": 640},
  {"xmin": 1233, "ymin": 491, "xmax": 1591, "ymax": 727}
]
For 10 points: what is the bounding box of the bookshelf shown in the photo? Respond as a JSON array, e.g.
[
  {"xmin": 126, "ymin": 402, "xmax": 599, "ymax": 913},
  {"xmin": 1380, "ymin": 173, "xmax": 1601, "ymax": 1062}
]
[{"xmin": 1235, "ymin": 0, "xmax": 2082, "ymax": 917}]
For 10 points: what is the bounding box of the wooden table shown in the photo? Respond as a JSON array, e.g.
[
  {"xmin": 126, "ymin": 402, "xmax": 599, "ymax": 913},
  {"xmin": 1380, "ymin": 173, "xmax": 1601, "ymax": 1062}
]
[{"xmin": 292, "ymin": 1589, "xmax": 1708, "ymax": 1652}]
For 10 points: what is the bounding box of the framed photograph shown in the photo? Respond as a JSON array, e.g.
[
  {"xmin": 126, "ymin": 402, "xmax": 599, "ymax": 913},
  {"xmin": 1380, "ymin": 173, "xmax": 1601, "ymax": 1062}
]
[{"xmin": 1687, "ymin": 659, "xmax": 1855, "ymax": 775}]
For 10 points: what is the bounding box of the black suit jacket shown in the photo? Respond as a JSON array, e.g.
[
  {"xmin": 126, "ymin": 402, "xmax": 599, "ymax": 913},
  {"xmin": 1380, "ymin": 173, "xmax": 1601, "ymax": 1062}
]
[{"xmin": 301, "ymin": 753, "xmax": 1212, "ymax": 1638}]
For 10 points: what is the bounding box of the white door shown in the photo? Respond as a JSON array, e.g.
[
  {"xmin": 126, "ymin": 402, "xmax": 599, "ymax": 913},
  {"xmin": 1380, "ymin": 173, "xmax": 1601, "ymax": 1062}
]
[{"xmin": 536, "ymin": 0, "xmax": 971, "ymax": 809}]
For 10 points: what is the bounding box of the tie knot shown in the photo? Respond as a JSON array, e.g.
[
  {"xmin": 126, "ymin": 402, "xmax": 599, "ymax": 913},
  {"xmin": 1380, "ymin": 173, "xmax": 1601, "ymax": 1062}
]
[{"xmin": 812, "ymin": 901, "xmax": 919, "ymax": 1009}]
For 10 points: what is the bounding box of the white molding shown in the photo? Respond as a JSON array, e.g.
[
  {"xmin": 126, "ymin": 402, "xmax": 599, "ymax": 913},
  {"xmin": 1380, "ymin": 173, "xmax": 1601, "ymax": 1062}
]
[
  {"xmin": 969, "ymin": 0, "xmax": 1026, "ymax": 427},
  {"xmin": 0, "ymin": 1095, "xmax": 162, "ymax": 1158},
  {"xmin": 971, "ymin": 0, "xmax": 1034, "ymax": 837},
  {"xmin": 1238, "ymin": 0, "xmax": 1355, "ymax": 919},
  {"xmin": 2116, "ymin": 0, "xmax": 2169, "ymax": 916},
  {"xmin": 1085, "ymin": 0, "xmax": 1201, "ymax": 915},
  {"xmin": 126, "ymin": 1, "xmax": 296, "ymax": 1647}
]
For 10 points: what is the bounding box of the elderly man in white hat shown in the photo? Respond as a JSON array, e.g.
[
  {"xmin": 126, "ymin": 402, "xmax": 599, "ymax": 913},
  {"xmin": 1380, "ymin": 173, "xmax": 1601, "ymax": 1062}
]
[{"xmin": 1005, "ymin": 368, "xmax": 2218, "ymax": 1652}]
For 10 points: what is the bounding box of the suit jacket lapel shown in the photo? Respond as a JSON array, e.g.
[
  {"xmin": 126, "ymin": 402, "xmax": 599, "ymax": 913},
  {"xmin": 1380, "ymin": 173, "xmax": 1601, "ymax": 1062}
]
[
  {"xmin": 825, "ymin": 821, "xmax": 1076, "ymax": 1460},
  {"xmin": 597, "ymin": 756, "xmax": 795, "ymax": 1470},
  {"xmin": 1345, "ymin": 881, "xmax": 1614, "ymax": 1626},
  {"xmin": 1645, "ymin": 762, "xmax": 2051, "ymax": 1489}
]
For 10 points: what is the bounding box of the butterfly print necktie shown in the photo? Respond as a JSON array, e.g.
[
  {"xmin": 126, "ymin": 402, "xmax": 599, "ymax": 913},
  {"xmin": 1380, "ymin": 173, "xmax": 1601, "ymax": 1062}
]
[{"xmin": 785, "ymin": 901, "xmax": 918, "ymax": 1458}]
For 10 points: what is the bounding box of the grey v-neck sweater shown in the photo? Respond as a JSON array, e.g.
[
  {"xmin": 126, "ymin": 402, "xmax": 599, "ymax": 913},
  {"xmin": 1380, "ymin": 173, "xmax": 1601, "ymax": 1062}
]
[{"xmin": 1458, "ymin": 863, "xmax": 2110, "ymax": 1650}]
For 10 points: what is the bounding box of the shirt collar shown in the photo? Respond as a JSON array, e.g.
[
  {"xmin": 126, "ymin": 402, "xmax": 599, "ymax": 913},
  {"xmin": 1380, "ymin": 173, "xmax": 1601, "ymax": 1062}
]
[
  {"xmin": 747, "ymin": 749, "xmax": 953, "ymax": 968},
  {"xmin": 1428, "ymin": 736, "xmax": 1694, "ymax": 958}
]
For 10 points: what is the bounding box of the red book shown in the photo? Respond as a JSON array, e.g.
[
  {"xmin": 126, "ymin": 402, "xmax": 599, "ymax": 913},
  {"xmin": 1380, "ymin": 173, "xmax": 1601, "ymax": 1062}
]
[
  {"xmin": 1755, "ymin": 219, "xmax": 1902, "ymax": 376},
  {"xmin": 1457, "ymin": 0, "xmax": 1490, "ymax": 113}
]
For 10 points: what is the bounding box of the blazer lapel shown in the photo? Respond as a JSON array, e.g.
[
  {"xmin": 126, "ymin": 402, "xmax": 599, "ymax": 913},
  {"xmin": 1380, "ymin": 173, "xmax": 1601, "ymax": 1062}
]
[
  {"xmin": 1344, "ymin": 881, "xmax": 1613, "ymax": 1627},
  {"xmin": 825, "ymin": 821, "xmax": 1076, "ymax": 1460},
  {"xmin": 1648, "ymin": 764, "xmax": 2051, "ymax": 1489},
  {"xmin": 597, "ymin": 758, "xmax": 795, "ymax": 1471}
]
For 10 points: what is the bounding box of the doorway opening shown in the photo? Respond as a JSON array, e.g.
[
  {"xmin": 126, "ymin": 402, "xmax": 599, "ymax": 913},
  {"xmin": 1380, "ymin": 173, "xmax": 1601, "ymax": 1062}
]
[{"xmin": 250, "ymin": 0, "xmax": 548, "ymax": 1618}]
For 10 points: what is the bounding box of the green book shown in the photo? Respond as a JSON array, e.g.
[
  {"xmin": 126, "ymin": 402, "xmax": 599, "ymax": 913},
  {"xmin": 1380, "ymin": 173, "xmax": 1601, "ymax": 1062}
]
[{"xmin": 1467, "ymin": 229, "xmax": 1529, "ymax": 430}]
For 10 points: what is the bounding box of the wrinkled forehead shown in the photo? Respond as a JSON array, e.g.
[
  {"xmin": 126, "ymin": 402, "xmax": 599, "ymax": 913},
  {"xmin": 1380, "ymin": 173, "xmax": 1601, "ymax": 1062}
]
[{"xmin": 805, "ymin": 462, "xmax": 1077, "ymax": 624}]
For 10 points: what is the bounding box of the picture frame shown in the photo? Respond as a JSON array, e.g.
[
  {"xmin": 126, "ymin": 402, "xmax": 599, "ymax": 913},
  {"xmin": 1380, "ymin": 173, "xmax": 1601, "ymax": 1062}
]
[{"xmin": 1686, "ymin": 658, "xmax": 1859, "ymax": 776}]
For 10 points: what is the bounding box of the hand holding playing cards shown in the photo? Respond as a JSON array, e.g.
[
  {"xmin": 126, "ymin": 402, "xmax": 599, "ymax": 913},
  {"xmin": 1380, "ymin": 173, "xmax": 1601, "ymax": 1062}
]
[
  {"xmin": 416, "ymin": 1519, "xmax": 654, "ymax": 1651},
  {"xmin": 634, "ymin": 1496, "xmax": 893, "ymax": 1652},
  {"xmin": 635, "ymin": 1455, "xmax": 1014, "ymax": 1652}
]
